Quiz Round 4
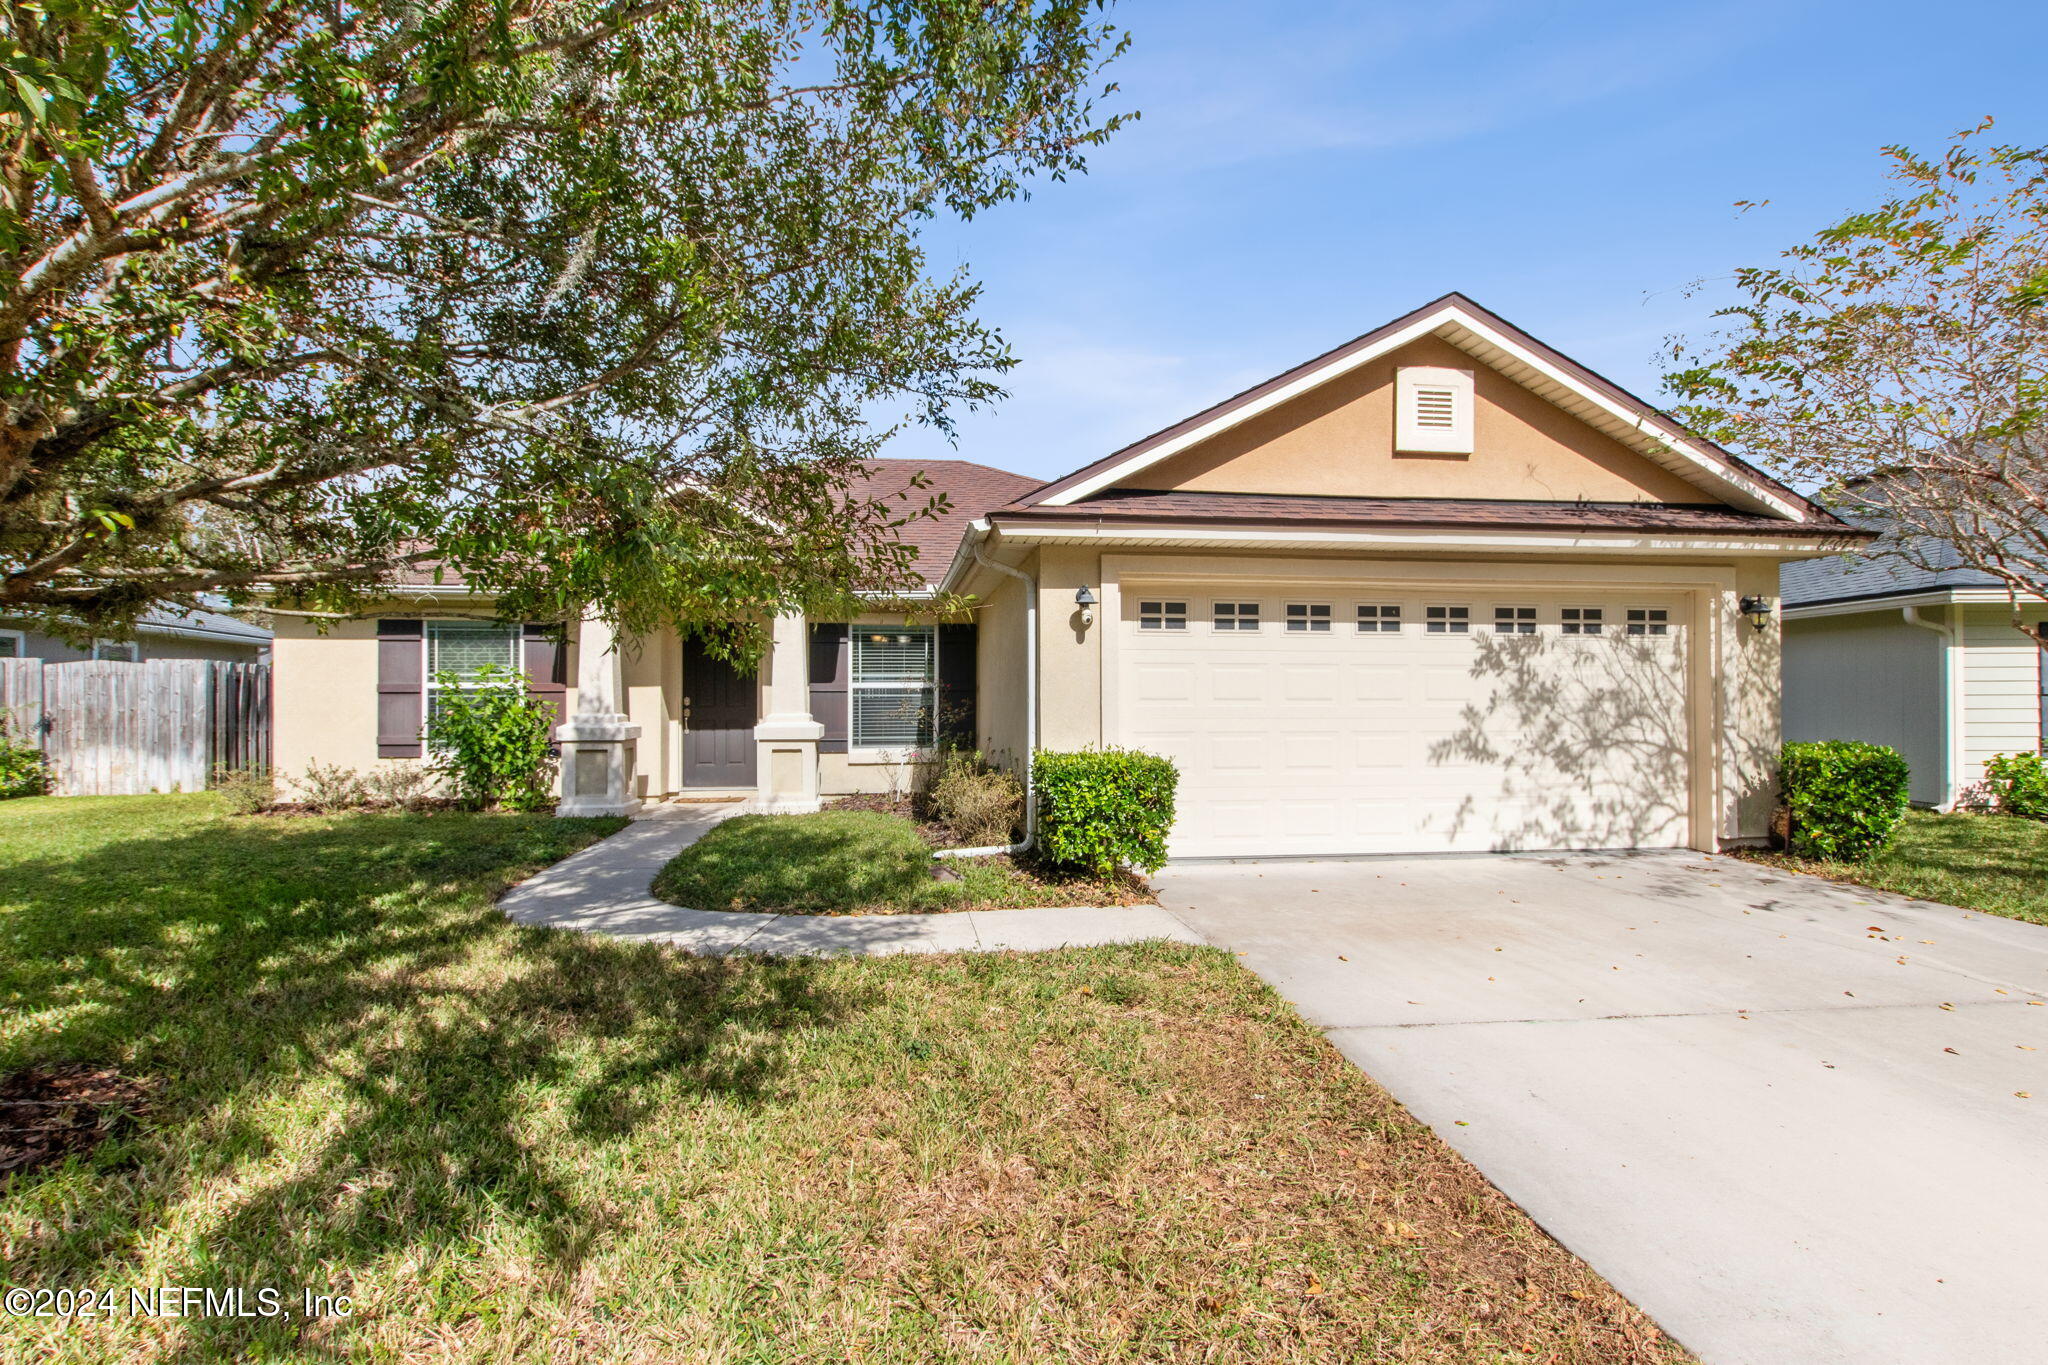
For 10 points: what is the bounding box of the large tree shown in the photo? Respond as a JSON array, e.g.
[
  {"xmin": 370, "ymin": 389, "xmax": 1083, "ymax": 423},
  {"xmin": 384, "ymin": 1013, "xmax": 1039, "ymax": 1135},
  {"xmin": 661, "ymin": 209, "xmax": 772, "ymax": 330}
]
[
  {"xmin": 0, "ymin": 0, "xmax": 1128, "ymax": 641},
  {"xmin": 1667, "ymin": 121, "xmax": 2048, "ymax": 647}
]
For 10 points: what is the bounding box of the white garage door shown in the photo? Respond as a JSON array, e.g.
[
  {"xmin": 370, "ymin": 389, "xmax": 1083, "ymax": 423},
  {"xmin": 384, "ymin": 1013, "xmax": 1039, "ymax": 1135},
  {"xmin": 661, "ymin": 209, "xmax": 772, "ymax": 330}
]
[{"xmin": 1116, "ymin": 585, "xmax": 1694, "ymax": 857}]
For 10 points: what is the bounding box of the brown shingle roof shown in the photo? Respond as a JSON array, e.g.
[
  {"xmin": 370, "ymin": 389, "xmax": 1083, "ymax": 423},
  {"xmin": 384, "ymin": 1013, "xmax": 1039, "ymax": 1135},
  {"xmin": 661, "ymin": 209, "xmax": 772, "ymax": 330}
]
[
  {"xmin": 854, "ymin": 458, "xmax": 1042, "ymax": 585},
  {"xmin": 990, "ymin": 489, "xmax": 1879, "ymax": 540}
]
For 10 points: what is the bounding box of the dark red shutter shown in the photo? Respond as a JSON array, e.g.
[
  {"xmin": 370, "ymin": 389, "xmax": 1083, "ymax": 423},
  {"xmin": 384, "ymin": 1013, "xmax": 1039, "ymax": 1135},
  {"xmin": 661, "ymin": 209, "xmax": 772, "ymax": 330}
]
[
  {"xmin": 809, "ymin": 623, "xmax": 848, "ymax": 753},
  {"xmin": 937, "ymin": 622, "xmax": 977, "ymax": 750},
  {"xmin": 522, "ymin": 623, "xmax": 568, "ymax": 728},
  {"xmin": 376, "ymin": 618, "xmax": 424, "ymax": 757}
]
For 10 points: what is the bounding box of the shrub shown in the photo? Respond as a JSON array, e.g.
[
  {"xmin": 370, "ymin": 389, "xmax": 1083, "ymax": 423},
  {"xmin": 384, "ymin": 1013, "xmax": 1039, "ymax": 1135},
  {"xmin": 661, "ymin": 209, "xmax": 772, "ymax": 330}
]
[
  {"xmin": 1035, "ymin": 747, "xmax": 1178, "ymax": 878},
  {"xmin": 363, "ymin": 760, "xmax": 436, "ymax": 811},
  {"xmin": 423, "ymin": 666, "xmax": 558, "ymax": 811},
  {"xmin": 928, "ymin": 748, "xmax": 1023, "ymax": 848},
  {"xmin": 0, "ymin": 711, "xmax": 44, "ymax": 800},
  {"xmin": 1983, "ymin": 752, "xmax": 2048, "ymax": 820},
  {"xmin": 1780, "ymin": 740, "xmax": 1910, "ymax": 860},
  {"xmin": 212, "ymin": 765, "xmax": 274, "ymax": 814},
  {"xmin": 294, "ymin": 761, "xmax": 368, "ymax": 813}
]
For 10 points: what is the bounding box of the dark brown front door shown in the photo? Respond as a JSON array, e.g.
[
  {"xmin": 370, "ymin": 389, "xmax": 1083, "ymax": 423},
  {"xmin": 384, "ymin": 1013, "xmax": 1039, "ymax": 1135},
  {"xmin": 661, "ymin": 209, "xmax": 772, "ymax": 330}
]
[{"xmin": 683, "ymin": 637, "xmax": 758, "ymax": 788}]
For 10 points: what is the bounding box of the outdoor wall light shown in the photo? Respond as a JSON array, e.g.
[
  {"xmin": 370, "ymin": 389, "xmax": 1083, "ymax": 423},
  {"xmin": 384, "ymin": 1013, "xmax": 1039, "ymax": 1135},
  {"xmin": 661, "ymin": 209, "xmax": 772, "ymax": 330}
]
[
  {"xmin": 1739, "ymin": 595, "xmax": 1775, "ymax": 633},
  {"xmin": 1074, "ymin": 585, "xmax": 1097, "ymax": 627}
]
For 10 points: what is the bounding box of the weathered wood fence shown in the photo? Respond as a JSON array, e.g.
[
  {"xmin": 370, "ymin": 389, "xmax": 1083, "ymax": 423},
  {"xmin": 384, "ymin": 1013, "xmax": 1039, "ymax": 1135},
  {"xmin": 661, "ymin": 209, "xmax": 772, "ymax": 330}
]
[{"xmin": 0, "ymin": 659, "xmax": 270, "ymax": 796}]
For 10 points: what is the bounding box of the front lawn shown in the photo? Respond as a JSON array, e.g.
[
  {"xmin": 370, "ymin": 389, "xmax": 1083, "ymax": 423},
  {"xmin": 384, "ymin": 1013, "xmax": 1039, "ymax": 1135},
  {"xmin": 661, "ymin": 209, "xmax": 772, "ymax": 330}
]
[
  {"xmin": 653, "ymin": 807, "xmax": 1153, "ymax": 914},
  {"xmin": 1737, "ymin": 809, "xmax": 2048, "ymax": 926},
  {"xmin": 0, "ymin": 794, "xmax": 1682, "ymax": 1363}
]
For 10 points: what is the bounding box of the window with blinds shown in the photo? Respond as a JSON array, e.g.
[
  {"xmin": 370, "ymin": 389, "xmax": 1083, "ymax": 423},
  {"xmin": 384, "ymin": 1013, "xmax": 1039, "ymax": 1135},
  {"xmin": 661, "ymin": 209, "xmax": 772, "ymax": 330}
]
[
  {"xmin": 426, "ymin": 621, "xmax": 521, "ymax": 726},
  {"xmin": 851, "ymin": 626, "xmax": 936, "ymax": 749}
]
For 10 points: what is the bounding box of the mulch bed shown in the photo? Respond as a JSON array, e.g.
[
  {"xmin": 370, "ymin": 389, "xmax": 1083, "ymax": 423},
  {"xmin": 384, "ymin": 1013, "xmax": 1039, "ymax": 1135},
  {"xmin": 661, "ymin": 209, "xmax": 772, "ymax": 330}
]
[{"xmin": 1, "ymin": 1065, "xmax": 155, "ymax": 1183}]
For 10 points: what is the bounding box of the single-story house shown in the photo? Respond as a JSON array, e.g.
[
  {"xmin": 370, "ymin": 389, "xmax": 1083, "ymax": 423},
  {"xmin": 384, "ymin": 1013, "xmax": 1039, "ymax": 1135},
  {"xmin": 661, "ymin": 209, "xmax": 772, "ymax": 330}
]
[
  {"xmin": 271, "ymin": 293, "xmax": 1871, "ymax": 857},
  {"xmin": 0, "ymin": 604, "xmax": 271, "ymax": 665},
  {"xmin": 1782, "ymin": 538, "xmax": 2047, "ymax": 808}
]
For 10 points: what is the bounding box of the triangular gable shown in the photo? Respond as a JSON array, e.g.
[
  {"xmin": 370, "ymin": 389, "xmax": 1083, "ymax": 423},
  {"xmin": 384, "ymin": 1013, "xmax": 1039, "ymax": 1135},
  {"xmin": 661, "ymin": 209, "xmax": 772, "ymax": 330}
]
[{"xmin": 1018, "ymin": 294, "xmax": 1817, "ymax": 522}]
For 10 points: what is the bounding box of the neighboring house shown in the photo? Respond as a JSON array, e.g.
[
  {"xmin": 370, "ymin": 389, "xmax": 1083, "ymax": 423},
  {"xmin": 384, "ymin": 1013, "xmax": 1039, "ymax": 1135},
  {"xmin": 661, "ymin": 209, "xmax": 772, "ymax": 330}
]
[
  {"xmin": 1782, "ymin": 534, "xmax": 2047, "ymax": 808},
  {"xmin": 0, "ymin": 604, "xmax": 271, "ymax": 665},
  {"xmin": 270, "ymin": 293, "xmax": 1868, "ymax": 856}
]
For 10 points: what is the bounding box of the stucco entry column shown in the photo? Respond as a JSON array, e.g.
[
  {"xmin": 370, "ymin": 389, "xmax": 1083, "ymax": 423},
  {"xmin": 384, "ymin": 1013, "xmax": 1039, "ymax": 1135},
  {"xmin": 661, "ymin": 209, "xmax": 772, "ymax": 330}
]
[
  {"xmin": 555, "ymin": 612, "xmax": 643, "ymax": 818},
  {"xmin": 752, "ymin": 611, "xmax": 823, "ymax": 813}
]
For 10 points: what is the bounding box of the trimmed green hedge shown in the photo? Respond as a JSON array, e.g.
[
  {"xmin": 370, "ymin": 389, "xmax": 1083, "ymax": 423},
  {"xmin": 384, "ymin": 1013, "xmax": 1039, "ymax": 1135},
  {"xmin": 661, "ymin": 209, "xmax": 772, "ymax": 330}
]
[
  {"xmin": 1035, "ymin": 748, "xmax": 1178, "ymax": 877},
  {"xmin": 1780, "ymin": 740, "xmax": 1909, "ymax": 860},
  {"xmin": 1984, "ymin": 751, "xmax": 2048, "ymax": 820}
]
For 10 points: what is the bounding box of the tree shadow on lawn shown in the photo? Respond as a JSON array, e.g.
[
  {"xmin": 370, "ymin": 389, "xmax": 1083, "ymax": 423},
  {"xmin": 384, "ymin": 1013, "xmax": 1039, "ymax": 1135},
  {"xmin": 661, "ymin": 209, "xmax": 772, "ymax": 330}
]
[{"xmin": 0, "ymin": 809, "xmax": 855, "ymax": 1361}]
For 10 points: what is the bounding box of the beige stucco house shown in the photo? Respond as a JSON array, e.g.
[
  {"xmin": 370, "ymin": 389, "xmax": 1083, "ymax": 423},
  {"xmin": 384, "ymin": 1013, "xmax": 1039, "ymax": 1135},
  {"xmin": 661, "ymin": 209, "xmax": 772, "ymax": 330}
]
[{"xmin": 271, "ymin": 293, "xmax": 1869, "ymax": 856}]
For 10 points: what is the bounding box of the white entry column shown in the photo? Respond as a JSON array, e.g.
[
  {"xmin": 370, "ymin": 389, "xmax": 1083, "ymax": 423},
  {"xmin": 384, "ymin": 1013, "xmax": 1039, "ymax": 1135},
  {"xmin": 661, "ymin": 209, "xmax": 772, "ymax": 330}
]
[
  {"xmin": 752, "ymin": 611, "xmax": 823, "ymax": 813},
  {"xmin": 556, "ymin": 611, "xmax": 643, "ymax": 818}
]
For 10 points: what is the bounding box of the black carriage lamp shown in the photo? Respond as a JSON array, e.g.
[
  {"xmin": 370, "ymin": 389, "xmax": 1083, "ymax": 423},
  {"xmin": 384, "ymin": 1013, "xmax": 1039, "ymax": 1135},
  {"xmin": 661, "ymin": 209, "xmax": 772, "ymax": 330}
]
[
  {"xmin": 1739, "ymin": 595, "xmax": 1775, "ymax": 633},
  {"xmin": 1074, "ymin": 585, "xmax": 1097, "ymax": 627}
]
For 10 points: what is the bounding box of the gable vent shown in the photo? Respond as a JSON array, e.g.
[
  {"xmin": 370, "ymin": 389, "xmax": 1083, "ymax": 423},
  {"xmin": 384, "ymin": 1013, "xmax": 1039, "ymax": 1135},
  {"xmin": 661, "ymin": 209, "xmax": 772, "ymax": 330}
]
[{"xmin": 1396, "ymin": 365, "xmax": 1475, "ymax": 455}]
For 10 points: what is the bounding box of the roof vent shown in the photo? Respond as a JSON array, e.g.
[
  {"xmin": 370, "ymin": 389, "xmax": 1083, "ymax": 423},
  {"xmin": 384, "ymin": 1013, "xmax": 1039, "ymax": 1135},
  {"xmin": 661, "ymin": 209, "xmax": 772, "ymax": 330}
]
[{"xmin": 1396, "ymin": 366, "xmax": 1474, "ymax": 455}]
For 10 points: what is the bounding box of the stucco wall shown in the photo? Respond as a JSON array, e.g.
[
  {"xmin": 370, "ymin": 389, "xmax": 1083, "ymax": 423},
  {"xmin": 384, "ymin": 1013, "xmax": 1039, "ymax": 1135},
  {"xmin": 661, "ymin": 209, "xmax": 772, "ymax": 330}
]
[
  {"xmin": 1959, "ymin": 604, "xmax": 2046, "ymax": 788},
  {"xmin": 1783, "ymin": 611, "xmax": 1946, "ymax": 805},
  {"xmin": 1132, "ymin": 336, "xmax": 1710, "ymax": 505},
  {"xmin": 974, "ymin": 568, "xmax": 1031, "ymax": 767},
  {"xmin": 271, "ymin": 616, "xmax": 384, "ymax": 785},
  {"xmin": 1035, "ymin": 544, "xmax": 1103, "ymax": 751}
]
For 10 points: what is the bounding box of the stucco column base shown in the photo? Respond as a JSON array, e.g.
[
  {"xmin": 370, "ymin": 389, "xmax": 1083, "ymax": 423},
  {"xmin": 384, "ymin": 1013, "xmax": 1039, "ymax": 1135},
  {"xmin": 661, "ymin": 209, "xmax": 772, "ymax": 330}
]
[
  {"xmin": 752, "ymin": 714, "xmax": 824, "ymax": 814},
  {"xmin": 556, "ymin": 715, "xmax": 643, "ymax": 818}
]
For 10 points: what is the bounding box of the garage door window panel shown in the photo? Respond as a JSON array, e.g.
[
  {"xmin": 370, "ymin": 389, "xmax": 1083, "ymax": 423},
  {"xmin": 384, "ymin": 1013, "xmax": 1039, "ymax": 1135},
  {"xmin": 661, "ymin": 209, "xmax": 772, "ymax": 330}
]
[
  {"xmin": 1493, "ymin": 606, "xmax": 1537, "ymax": 635},
  {"xmin": 1139, "ymin": 601, "xmax": 1187, "ymax": 631},
  {"xmin": 1286, "ymin": 604, "xmax": 1332, "ymax": 633},
  {"xmin": 1562, "ymin": 607, "xmax": 1604, "ymax": 636},
  {"xmin": 1213, "ymin": 602, "xmax": 1260, "ymax": 631},
  {"xmin": 1358, "ymin": 604, "xmax": 1402, "ymax": 633},
  {"xmin": 1426, "ymin": 605, "xmax": 1470, "ymax": 635},
  {"xmin": 1626, "ymin": 608, "xmax": 1669, "ymax": 637}
]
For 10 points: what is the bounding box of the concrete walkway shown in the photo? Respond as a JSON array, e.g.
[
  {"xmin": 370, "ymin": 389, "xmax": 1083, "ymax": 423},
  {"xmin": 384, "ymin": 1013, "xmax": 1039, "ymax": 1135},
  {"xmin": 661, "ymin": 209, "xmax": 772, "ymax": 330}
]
[
  {"xmin": 1159, "ymin": 851, "xmax": 2048, "ymax": 1365},
  {"xmin": 500, "ymin": 802, "xmax": 1200, "ymax": 956}
]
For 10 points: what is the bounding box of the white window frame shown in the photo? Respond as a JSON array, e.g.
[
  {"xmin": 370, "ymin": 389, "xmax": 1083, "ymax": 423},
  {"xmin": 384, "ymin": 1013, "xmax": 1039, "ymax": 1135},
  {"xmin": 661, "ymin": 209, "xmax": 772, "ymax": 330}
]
[
  {"xmin": 0, "ymin": 629, "xmax": 24, "ymax": 660},
  {"xmin": 1357, "ymin": 604, "xmax": 1402, "ymax": 633},
  {"xmin": 849, "ymin": 624, "xmax": 938, "ymax": 758},
  {"xmin": 424, "ymin": 620, "xmax": 523, "ymax": 738},
  {"xmin": 1212, "ymin": 602, "xmax": 1260, "ymax": 632},
  {"xmin": 1425, "ymin": 605, "xmax": 1471, "ymax": 635},
  {"xmin": 1626, "ymin": 607, "xmax": 1670, "ymax": 637},
  {"xmin": 1561, "ymin": 607, "xmax": 1604, "ymax": 636},
  {"xmin": 91, "ymin": 638, "xmax": 139, "ymax": 662},
  {"xmin": 1493, "ymin": 605, "xmax": 1537, "ymax": 635},
  {"xmin": 1285, "ymin": 603, "xmax": 1332, "ymax": 633},
  {"xmin": 1138, "ymin": 600, "xmax": 1188, "ymax": 631},
  {"xmin": 1395, "ymin": 366, "xmax": 1475, "ymax": 455}
]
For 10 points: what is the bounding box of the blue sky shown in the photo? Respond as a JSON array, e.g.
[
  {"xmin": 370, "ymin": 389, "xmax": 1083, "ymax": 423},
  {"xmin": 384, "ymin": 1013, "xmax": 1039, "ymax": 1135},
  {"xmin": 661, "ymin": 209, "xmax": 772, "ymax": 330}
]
[{"xmin": 883, "ymin": 0, "xmax": 2048, "ymax": 482}]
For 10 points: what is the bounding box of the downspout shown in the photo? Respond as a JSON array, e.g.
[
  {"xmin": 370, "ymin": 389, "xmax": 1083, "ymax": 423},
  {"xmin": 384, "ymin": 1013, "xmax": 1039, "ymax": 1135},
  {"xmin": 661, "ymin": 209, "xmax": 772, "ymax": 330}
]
[
  {"xmin": 1902, "ymin": 605, "xmax": 1957, "ymax": 809},
  {"xmin": 934, "ymin": 525, "xmax": 1038, "ymax": 859}
]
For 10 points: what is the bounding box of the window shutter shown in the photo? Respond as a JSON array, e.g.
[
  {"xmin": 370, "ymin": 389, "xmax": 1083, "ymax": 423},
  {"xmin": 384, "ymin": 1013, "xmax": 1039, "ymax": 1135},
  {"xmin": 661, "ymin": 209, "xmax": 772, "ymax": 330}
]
[
  {"xmin": 937, "ymin": 622, "xmax": 978, "ymax": 749},
  {"xmin": 522, "ymin": 623, "xmax": 568, "ymax": 728},
  {"xmin": 809, "ymin": 623, "xmax": 849, "ymax": 753},
  {"xmin": 376, "ymin": 618, "xmax": 424, "ymax": 758}
]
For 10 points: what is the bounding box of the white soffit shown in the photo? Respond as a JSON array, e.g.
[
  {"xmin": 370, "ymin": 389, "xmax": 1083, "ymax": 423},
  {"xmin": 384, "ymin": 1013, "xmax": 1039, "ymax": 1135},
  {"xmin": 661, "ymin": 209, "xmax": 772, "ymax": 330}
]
[{"xmin": 1040, "ymin": 305, "xmax": 1801, "ymax": 521}]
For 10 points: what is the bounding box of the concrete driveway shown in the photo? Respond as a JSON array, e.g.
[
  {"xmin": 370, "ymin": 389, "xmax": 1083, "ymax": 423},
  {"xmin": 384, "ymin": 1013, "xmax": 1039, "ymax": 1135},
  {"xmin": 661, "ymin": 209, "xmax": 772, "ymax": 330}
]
[{"xmin": 1156, "ymin": 851, "xmax": 2048, "ymax": 1365}]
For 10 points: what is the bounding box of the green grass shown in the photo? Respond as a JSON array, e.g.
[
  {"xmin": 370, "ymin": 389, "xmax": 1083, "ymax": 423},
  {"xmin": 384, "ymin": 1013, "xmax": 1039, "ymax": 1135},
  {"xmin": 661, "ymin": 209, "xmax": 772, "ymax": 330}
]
[
  {"xmin": 0, "ymin": 794, "xmax": 1683, "ymax": 1363},
  {"xmin": 653, "ymin": 809, "xmax": 1148, "ymax": 914},
  {"xmin": 1739, "ymin": 809, "xmax": 2048, "ymax": 925}
]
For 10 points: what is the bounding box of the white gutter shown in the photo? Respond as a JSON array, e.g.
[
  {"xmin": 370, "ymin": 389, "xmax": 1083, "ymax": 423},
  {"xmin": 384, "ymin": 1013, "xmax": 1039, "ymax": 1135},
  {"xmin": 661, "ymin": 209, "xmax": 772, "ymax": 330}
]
[
  {"xmin": 935, "ymin": 523, "xmax": 1038, "ymax": 860},
  {"xmin": 1901, "ymin": 605, "xmax": 1959, "ymax": 809}
]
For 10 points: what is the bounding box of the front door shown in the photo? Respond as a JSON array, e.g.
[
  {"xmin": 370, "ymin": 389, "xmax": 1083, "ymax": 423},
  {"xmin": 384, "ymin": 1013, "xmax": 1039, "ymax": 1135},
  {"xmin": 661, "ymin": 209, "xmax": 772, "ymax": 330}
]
[{"xmin": 682, "ymin": 637, "xmax": 758, "ymax": 788}]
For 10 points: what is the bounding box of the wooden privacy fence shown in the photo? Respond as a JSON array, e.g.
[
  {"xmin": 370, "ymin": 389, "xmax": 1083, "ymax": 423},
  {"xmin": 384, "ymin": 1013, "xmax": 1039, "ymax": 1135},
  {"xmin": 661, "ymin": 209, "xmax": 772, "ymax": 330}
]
[{"xmin": 0, "ymin": 659, "xmax": 271, "ymax": 796}]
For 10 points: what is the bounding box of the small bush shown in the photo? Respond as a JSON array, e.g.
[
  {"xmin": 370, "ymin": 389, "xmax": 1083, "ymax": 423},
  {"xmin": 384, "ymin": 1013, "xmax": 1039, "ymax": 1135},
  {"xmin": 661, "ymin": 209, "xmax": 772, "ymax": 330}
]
[
  {"xmin": 423, "ymin": 666, "xmax": 558, "ymax": 811},
  {"xmin": 1035, "ymin": 747, "xmax": 1178, "ymax": 878},
  {"xmin": 928, "ymin": 748, "xmax": 1023, "ymax": 847},
  {"xmin": 363, "ymin": 760, "xmax": 435, "ymax": 811},
  {"xmin": 1983, "ymin": 752, "xmax": 2048, "ymax": 821},
  {"xmin": 1780, "ymin": 740, "xmax": 1910, "ymax": 860},
  {"xmin": 0, "ymin": 711, "xmax": 44, "ymax": 799},
  {"xmin": 212, "ymin": 765, "xmax": 274, "ymax": 814},
  {"xmin": 294, "ymin": 761, "xmax": 368, "ymax": 813}
]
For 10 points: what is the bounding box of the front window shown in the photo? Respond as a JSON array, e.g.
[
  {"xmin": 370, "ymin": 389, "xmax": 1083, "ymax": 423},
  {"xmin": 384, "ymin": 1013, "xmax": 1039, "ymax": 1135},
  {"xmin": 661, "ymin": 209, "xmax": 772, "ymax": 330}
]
[
  {"xmin": 0, "ymin": 631, "xmax": 22, "ymax": 659},
  {"xmin": 92, "ymin": 639, "xmax": 139, "ymax": 662},
  {"xmin": 426, "ymin": 620, "xmax": 521, "ymax": 725},
  {"xmin": 851, "ymin": 626, "xmax": 936, "ymax": 750}
]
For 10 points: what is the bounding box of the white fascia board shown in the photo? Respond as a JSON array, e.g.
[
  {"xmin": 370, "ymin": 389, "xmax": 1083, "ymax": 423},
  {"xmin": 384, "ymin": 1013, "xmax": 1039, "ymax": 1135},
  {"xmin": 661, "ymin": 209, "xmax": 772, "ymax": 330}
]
[
  {"xmin": 1042, "ymin": 304, "xmax": 1801, "ymax": 521},
  {"xmin": 991, "ymin": 521, "xmax": 1844, "ymax": 557},
  {"xmin": 1783, "ymin": 588, "xmax": 2031, "ymax": 621}
]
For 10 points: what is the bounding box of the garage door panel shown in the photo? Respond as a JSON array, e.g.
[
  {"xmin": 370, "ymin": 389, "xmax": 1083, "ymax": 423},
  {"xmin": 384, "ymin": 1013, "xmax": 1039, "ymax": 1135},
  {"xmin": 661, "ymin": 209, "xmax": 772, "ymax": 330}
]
[{"xmin": 1119, "ymin": 584, "xmax": 1692, "ymax": 857}]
